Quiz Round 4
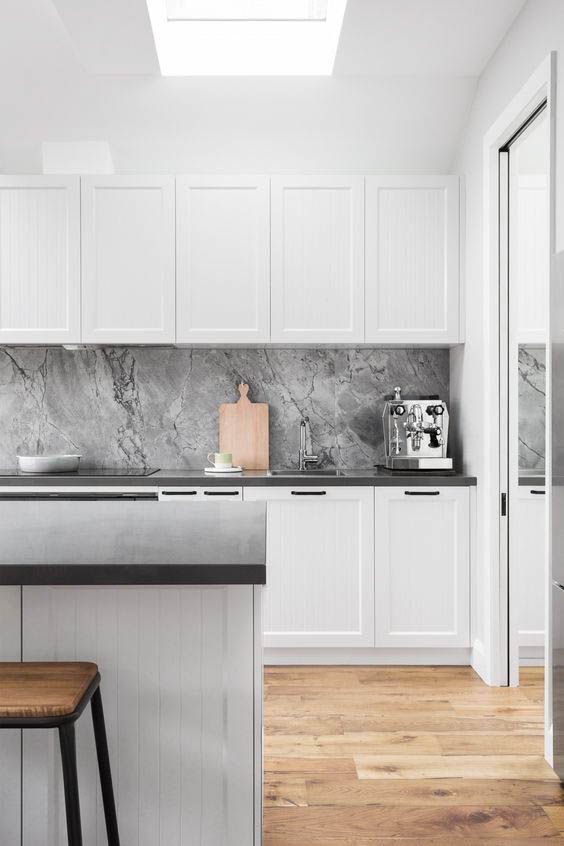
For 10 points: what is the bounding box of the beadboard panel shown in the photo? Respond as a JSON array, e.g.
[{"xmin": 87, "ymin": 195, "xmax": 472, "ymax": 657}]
[
  {"xmin": 176, "ymin": 176, "xmax": 270, "ymax": 343},
  {"xmin": 0, "ymin": 587, "xmax": 22, "ymax": 845},
  {"xmin": 365, "ymin": 176, "xmax": 460, "ymax": 344},
  {"xmin": 245, "ymin": 486, "xmax": 374, "ymax": 647},
  {"xmin": 81, "ymin": 176, "xmax": 176, "ymax": 344},
  {"xmin": 374, "ymin": 487, "xmax": 470, "ymax": 648},
  {"xmin": 21, "ymin": 585, "xmax": 256, "ymax": 846},
  {"xmin": 0, "ymin": 177, "xmax": 80, "ymax": 343},
  {"xmin": 271, "ymin": 176, "xmax": 364, "ymax": 343}
]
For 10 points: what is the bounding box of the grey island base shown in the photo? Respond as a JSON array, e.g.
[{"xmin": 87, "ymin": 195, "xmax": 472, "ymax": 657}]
[{"xmin": 0, "ymin": 498, "xmax": 265, "ymax": 846}]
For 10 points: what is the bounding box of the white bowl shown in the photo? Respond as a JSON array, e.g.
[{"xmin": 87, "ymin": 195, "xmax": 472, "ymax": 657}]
[{"xmin": 17, "ymin": 454, "xmax": 82, "ymax": 474}]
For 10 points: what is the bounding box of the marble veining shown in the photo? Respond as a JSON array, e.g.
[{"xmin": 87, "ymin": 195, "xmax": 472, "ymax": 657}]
[
  {"xmin": 518, "ymin": 345, "xmax": 546, "ymax": 471},
  {"xmin": 0, "ymin": 347, "xmax": 449, "ymax": 470}
]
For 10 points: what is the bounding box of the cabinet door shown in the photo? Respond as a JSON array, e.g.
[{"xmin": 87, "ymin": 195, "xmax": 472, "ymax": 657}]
[
  {"xmin": 514, "ymin": 487, "xmax": 546, "ymax": 651},
  {"xmin": 22, "ymin": 585, "xmax": 256, "ymax": 846},
  {"xmin": 245, "ymin": 486, "xmax": 374, "ymax": 647},
  {"xmin": 271, "ymin": 176, "xmax": 364, "ymax": 343},
  {"xmin": 0, "ymin": 176, "xmax": 80, "ymax": 343},
  {"xmin": 81, "ymin": 176, "xmax": 175, "ymax": 343},
  {"xmin": 374, "ymin": 487, "xmax": 470, "ymax": 647},
  {"xmin": 176, "ymin": 176, "xmax": 270, "ymax": 343},
  {"xmin": 365, "ymin": 175, "xmax": 460, "ymax": 344}
]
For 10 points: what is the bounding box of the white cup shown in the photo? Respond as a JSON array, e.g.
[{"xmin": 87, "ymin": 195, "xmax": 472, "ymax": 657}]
[{"xmin": 207, "ymin": 452, "xmax": 233, "ymax": 469}]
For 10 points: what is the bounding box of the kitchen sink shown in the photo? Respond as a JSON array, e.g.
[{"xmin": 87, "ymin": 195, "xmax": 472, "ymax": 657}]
[{"xmin": 269, "ymin": 469, "xmax": 344, "ymax": 476}]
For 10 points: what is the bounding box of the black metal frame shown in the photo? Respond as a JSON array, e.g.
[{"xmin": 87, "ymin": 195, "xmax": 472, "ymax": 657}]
[{"xmin": 0, "ymin": 672, "xmax": 120, "ymax": 846}]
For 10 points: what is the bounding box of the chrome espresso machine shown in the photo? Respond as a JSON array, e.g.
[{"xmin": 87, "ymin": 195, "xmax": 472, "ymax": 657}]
[{"xmin": 381, "ymin": 386, "xmax": 453, "ymax": 471}]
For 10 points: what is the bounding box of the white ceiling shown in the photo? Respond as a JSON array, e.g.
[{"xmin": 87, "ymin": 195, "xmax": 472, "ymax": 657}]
[
  {"xmin": 335, "ymin": 0, "xmax": 527, "ymax": 76},
  {"xmin": 0, "ymin": 0, "xmax": 528, "ymax": 173}
]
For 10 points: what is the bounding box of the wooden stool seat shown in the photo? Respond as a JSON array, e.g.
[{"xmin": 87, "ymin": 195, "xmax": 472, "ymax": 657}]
[
  {"xmin": 0, "ymin": 662, "xmax": 99, "ymax": 718},
  {"xmin": 0, "ymin": 661, "xmax": 119, "ymax": 845}
]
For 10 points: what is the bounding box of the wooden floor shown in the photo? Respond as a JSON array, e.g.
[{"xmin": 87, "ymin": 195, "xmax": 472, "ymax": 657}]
[{"xmin": 263, "ymin": 666, "xmax": 564, "ymax": 844}]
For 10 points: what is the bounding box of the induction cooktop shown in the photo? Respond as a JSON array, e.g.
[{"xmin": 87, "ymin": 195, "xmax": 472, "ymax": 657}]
[{"xmin": 0, "ymin": 468, "xmax": 160, "ymax": 477}]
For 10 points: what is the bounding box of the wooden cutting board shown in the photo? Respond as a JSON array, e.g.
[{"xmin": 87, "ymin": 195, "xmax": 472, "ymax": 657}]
[{"xmin": 219, "ymin": 383, "xmax": 269, "ymax": 470}]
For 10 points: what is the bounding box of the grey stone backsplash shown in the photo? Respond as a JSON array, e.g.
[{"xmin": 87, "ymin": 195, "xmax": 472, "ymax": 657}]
[
  {"xmin": 519, "ymin": 345, "xmax": 546, "ymax": 471},
  {"xmin": 0, "ymin": 347, "xmax": 449, "ymax": 470}
]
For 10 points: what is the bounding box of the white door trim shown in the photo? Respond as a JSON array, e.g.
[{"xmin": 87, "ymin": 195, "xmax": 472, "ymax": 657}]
[{"xmin": 481, "ymin": 53, "xmax": 555, "ymax": 757}]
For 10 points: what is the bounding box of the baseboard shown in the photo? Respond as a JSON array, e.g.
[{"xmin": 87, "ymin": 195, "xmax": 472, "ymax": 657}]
[
  {"xmin": 264, "ymin": 647, "xmax": 472, "ymax": 666},
  {"xmin": 520, "ymin": 645, "xmax": 544, "ymax": 666},
  {"xmin": 470, "ymin": 638, "xmax": 491, "ymax": 683}
]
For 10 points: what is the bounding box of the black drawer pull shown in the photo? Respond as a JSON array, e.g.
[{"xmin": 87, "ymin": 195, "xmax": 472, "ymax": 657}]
[
  {"xmin": 161, "ymin": 490, "xmax": 197, "ymax": 496},
  {"xmin": 203, "ymin": 490, "xmax": 240, "ymax": 496},
  {"xmin": 291, "ymin": 491, "xmax": 327, "ymax": 496},
  {"xmin": 404, "ymin": 491, "xmax": 440, "ymax": 496},
  {"xmin": 531, "ymin": 489, "xmax": 546, "ymax": 495}
]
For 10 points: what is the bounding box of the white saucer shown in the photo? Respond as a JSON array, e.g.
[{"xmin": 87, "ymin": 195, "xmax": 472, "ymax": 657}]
[{"xmin": 204, "ymin": 466, "xmax": 243, "ymax": 474}]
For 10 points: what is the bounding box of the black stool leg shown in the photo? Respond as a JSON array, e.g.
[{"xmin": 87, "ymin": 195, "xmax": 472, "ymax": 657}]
[
  {"xmin": 91, "ymin": 686, "xmax": 120, "ymax": 846},
  {"xmin": 59, "ymin": 722, "xmax": 83, "ymax": 846}
]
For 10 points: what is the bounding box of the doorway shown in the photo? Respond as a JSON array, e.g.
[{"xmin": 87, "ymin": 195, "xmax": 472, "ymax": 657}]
[{"xmin": 499, "ymin": 104, "xmax": 550, "ymax": 688}]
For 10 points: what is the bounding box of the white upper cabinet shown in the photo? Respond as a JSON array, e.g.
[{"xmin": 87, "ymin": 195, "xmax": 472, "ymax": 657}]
[
  {"xmin": 81, "ymin": 176, "xmax": 175, "ymax": 344},
  {"xmin": 176, "ymin": 176, "xmax": 270, "ymax": 344},
  {"xmin": 271, "ymin": 176, "xmax": 364, "ymax": 343},
  {"xmin": 365, "ymin": 175, "xmax": 460, "ymax": 344},
  {"xmin": 0, "ymin": 177, "xmax": 80, "ymax": 344},
  {"xmin": 374, "ymin": 486, "xmax": 470, "ymax": 648}
]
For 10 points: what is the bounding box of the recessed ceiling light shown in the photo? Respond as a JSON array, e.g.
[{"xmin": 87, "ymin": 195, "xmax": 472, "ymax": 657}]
[{"xmin": 146, "ymin": 0, "xmax": 347, "ymax": 75}]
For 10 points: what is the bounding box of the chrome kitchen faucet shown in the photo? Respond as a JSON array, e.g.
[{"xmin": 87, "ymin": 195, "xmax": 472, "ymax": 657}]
[{"xmin": 298, "ymin": 417, "xmax": 319, "ymax": 471}]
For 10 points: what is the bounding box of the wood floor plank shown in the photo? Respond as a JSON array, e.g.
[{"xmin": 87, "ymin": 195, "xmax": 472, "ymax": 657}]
[
  {"xmin": 435, "ymin": 733, "xmax": 545, "ymax": 756},
  {"xmin": 305, "ymin": 777, "xmax": 564, "ymax": 807},
  {"xmin": 265, "ymin": 732, "xmax": 442, "ymax": 757},
  {"xmin": 265, "ymin": 716, "xmax": 344, "ymax": 736},
  {"xmin": 263, "ymin": 805, "xmax": 560, "ymax": 839},
  {"xmin": 264, "ymin": 778, "xmax": 309, "ymax": 807},
  {"xmin": 354, "ymin": 754, "xmax": 557, "ymax": 781},
  {"xmin": 342, "ymin": 714, "xmax": 543, "ymax": 734}
]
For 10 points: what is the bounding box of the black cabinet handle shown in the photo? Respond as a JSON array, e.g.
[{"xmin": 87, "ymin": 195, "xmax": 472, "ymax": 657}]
[
  {"xmin": 203, "ymin": 490, "xmax": 240, "ymax": 496},
  {"xmin": 161, "ymin": 490, "xmax": 197, "ymax": 496},
  {"xmin": 404, "ymin": 491, "xmax": 440, "ymax": 496},
  {"xmin": 291, "ymin": 490, "xmax": 327, "ymax": 496},
  {"xmin": 531, "ymin": 489, "xmax": 546, "ymax": 495}
]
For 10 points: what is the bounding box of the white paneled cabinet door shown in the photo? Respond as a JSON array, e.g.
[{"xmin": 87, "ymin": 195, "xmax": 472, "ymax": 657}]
[
  {"xmin": 21, "ymin": 586, "xmax": 256, "ymax": 846},
  {"xmin": 514, "ymin": 486, "xmax": 546, "ymax": 657},
  {"xmin": 176, "ymin": 176, "xmax": 270, "ymax": 343},
  {"xmin": 365, "ymin": 175, "xmax": 460, "ymax": 344},
  {"xmin": 245, "ymin": 486, "xmax": 374, "ymax": 647},
  {"xmin": 0, "ymin": 177, "xmax": 80, "ymax": 343},
  {"xmin": 81, "ymin": 176, "xmax": 175, "ymax": 343},
  {"xmin": 374, "ymin": 487, "xmax": 470, "ymax": 647},
  {"xmin": 271, "ymin": 176, "xmax": 364, "ymax": 343}
]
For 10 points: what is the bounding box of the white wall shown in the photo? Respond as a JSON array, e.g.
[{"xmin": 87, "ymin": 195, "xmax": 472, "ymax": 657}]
[{"xmin": 451, "ymin": 0, "xmax": 564, "ymax": 681}]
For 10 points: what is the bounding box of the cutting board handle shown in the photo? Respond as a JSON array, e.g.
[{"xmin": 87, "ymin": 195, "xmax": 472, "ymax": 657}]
[{"xmin": 238, "ymin": 383, "xmax": 251, "ymax": 403}]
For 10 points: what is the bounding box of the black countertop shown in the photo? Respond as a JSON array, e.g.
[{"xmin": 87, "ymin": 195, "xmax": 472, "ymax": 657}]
[
  {"xmin": 0, "ymin": 499, "xmax": 266, "ymax": 586},
  {"xmin": 0, "ymin": 468, "xmax": 477, "ymax": 487}
]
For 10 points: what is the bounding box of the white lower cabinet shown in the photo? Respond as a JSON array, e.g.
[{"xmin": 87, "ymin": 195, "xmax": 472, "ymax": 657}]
[
  {"xmin": 514, "ymin": 486, "xmax": 546, "ymax": 656},
  {"xmin": 245, "ymin": 486, "xmax": 374, "ymax": 647},
  {"xmin": 374, "ymin": 487, "xmax": 470, "ymax": 648},
  {"xmin": 20, "ymin": 585, "xmax": 257, "ymax": 846}
]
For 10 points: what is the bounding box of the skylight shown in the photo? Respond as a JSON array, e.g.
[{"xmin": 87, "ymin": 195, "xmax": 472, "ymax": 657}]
[
  {"xmin": 167, "ymin": 0, "xmax": 328, "ymax": 21},
  {"xmin": 146, "ymin": 0, "xmax": 347, "ymax": 75}
]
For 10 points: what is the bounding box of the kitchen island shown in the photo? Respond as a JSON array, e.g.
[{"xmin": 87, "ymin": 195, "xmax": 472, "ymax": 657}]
[{"xmin": 0, "ymin": 495, "xmax": 265, "ymax": 846}]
